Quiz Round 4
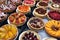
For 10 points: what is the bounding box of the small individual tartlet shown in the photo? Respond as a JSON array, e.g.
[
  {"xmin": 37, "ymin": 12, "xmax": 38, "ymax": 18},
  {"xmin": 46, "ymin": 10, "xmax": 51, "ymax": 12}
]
[
  {"xmin": 43, "ymin": 37, "xmax": 57, "ymax": 40},
  {"xmin": 8, "ymin": 13, "xmax": 27, "ymax": 26},
  {"xmin": 16, "ymin": 5, "xmax": 31, "ymax": 14},
  {"xmin": 33, "ymin": 7, "xmax": 47, "ymax": 18},
  {"xmin": 36, "ymin": 1, "xmax": 48, "ymax": 8},
  {"xmin": 0, "ymin": 24, "xmax": 18, "ymax": 40},
  {"xmin": 45, "ymin": 20, "xmax": 60, "ymax": 38},
  {"xmin": 47, "ymin": 10, "xmax": 60, "ymax": 21},
  {"xmin": 0, "ymin": 11, "xmax": 8, "ymax": 22},
  {"xmin": 27, "ymin": 17, "xmax": 44, "ymax": 31},
  {"xmin": 10, "ymin": 0, "xmax": 22, "ymax": 5},
  {"xmin": 22, "ymin": 0, "xmax": 35, "ymax": 7},
  {"xmin": 49, "ymin": 3, "xmax": 60, "ymax": 11},
  {"xmin": 19, "ymin": 30, "xmax": 40, "ymax": 40}
]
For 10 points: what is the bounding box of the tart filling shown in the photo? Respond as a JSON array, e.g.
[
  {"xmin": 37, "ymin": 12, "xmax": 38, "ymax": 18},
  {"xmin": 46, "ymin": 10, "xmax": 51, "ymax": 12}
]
[
  {"xmin": 37, "ymin": 2, "xmax": 48, "ymax": 7},
  {"xmin": 23, "ymin": 0, "xmax": 35, "ymax": 7},
  {"xmin": 52, "ymin": 0, "xmax": 60, "ymax": 3},
  {"xmin": 8, "ymin": 13, "xmax": 26, "ymax": 26},
  {"xmin": 36, "ymin": 8, "xmax": 46, "ymax": 15},
  {"xmin": 10, "ymin": 0, "xmax": 21, "ymax": 5},
  {"xmin": 33, "ymin": 7, "xmax": 47, "ymax": 17},
  {"xmin": 16, "ymin": 5, "xmax": 31, "ymax": 14},
  {"xmin": 48, "ymin": 11, "xmax": 60, "ymax": 20},
  {"xmin": 27, "ymin": 17, "xmax": 44, "ymax": 30},
  {"xmin": 0, "ymin": 11, "xmax": 7, "ymax": 22},
  {"xmin": 0, "ymin": 24, "xmax": 18, "ymax": 40},
  {"xmin": 19, "ymin": 30, "xmax": 40, "ymax": 40},
  {"xmin": 0, "ymin": 2, "xmax": 16, "ymax": 12}
]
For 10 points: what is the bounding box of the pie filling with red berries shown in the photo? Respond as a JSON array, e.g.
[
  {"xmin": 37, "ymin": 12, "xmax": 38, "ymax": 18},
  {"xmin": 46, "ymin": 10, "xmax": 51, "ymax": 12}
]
[
  {"xmin": 19, "ymin": 30, "xmax": 40, "ymax": 40},
  {"xmin": 8, "ymin": 13, "xmax": 26, "ymax": 26},
  {"xmin": 48, "ymin": 11, "xmax": 60, "ymax": 20}
]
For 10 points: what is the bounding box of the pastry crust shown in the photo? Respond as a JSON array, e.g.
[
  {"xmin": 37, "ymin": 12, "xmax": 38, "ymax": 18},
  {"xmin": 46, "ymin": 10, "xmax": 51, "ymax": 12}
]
[
  {"xmin": 19, "ymin": 30, "xmax": 40, "ymax": 40},
  {"xmin": 27, "ymin": 17, "xmax": 44, "ymax": 31},
  {"xmin": 33, "ymin": 7, "xmax": 48, "ymax": 18}
]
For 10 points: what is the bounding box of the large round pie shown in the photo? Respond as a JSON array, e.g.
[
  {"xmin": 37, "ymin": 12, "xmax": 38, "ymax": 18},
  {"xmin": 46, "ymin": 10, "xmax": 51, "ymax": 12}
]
[
  {"xmin": 0, "ymin": 24, "xmax": 18, "ymax": 40},
  {"xmin": 33, "ymin": 7, "xmax": 47, "ymax": 18},
  {"xmin": 47, "ymin": 10, "xmax": 60, "ymax": 20},
  {"xmin": 27, "ymin": 17, "xmax": 44, "ymax": 30},
  {"xmin": 45, "ymin": 20, "xmax": 60, "ymax": 38},
  {"xmin": 19, "ymin": 30, "xmax": 40, "ymax": 40},
  {"xmin": 8, "ymin": 13, "xmax": 27, "ymax": 26}
]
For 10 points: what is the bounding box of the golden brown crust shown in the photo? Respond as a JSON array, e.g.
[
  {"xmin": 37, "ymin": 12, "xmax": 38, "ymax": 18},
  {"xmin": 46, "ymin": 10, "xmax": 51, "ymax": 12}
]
[{"xmin": 45, "ymin": 20, "xmax": 60, "ymax": 38}]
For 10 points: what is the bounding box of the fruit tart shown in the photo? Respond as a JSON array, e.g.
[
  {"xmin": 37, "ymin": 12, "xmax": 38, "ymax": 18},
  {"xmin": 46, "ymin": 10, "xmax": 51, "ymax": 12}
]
[
  {"xmin": 0, "ymin": 24, "xmax": 18, "ymax": 40},
  {"xmin": 19, "ymin": 30, "xmax": 40, "ymax": 40},
  {"xmin": 47, "ymin": 10, "xmax": 60, "ymax": 20},
  {"xmin": 0, "ymin": 1, "xmax": 16, "ymax": 13},
  {"xmin": 45, "ymin": 20, "xmax": 60, "ymax": 38},
  {"xmin": 0, "ymin": 11, "xmax": 8, "ymax": 22},
  {"xmin": 36, "ymin": 2, "xmax": 48, "ymax": 8},
  {"xmin": 49, "ymin": 3, "xmax": 60, "ymax": 11},
  {"xmin": 43, "ymin": 37, "xmax": 57, "ymax": 40},
  {"xmin": 8, "ymin": 13, "xmax": 27, "ymax": 26},
  {"xmin": 10, "ymin": 0, "xmax": 22, "ymax": 5},
  {"xmin": 16, "ymin": 5, "xmax": 31, "ymax": 14},
  {"xmin": 33, "ymin": 7, "xmax": 47, "ymax": 18},
  {"xmin": 27, "ymin": 17, "xmax": 44, "ymax": 31},
  {"xmin": 23, "ymin": 0, "xmax": 35, "ymax": 7}
]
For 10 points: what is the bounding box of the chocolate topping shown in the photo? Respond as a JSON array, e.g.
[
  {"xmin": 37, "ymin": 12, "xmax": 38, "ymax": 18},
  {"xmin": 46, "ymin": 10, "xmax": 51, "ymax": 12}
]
[
  {"xmin": 51, "ymin": 25, "xmax": 59, "ymax": 31},
  {"xmin": 39, "ymin": 2, "xmax": 48, "ymax": 6},
  {"xmin": 36, "ymin": 8, "xmax": 46, "ymax": 14}
]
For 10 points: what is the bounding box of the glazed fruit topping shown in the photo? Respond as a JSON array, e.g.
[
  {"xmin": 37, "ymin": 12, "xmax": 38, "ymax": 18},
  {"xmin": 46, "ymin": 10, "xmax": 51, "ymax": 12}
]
[
  {"xmin": 30, "ymin": 18, "xmax": 44, "ymax": 28},
  {"xmin": 36, "ymin": 8, "xmax": 46, "ymax": 14},
  {"xmin": 51, "ymin": 25, "xmax": 59, "ymax": 31},
  {"xmin": 24, "ymin": 0, "xmax": 34, "ymax": 4},
  {"xmin": 22, "ymin": 32, "xmax": 38, "ymax": 40},
  {"xmin": 9, "ymin": 13, "xmax": 26, "ymax": 25},
  {"xmin": 39, "ymin": 2, "xmax": 48, "ymax": 6},
  {"xmin": 48, "ymin": 11, "xmax": 60, "ymax": 20}
]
